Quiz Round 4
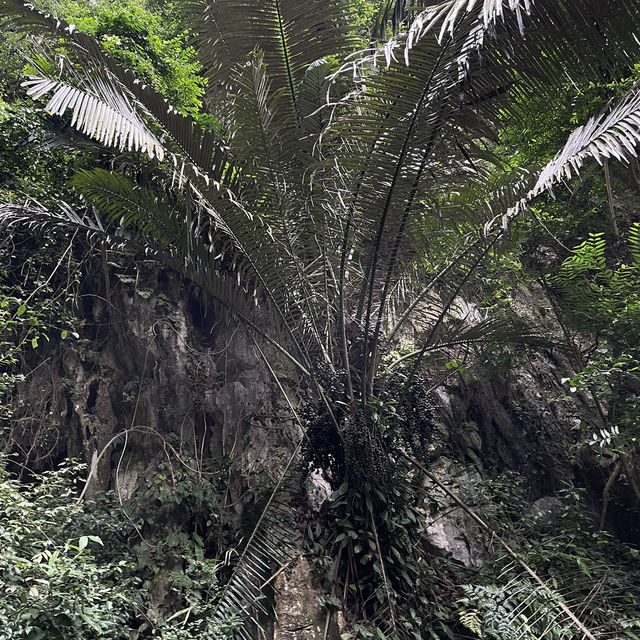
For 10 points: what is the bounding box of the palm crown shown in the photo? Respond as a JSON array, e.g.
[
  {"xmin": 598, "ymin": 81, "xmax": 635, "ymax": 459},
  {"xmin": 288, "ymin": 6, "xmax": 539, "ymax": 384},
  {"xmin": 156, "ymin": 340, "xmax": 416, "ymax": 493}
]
[
  {"xmin": 3, "ymin": 0, "xmax": 640, "ymax": 386},
  {"xmin": 3, "ymin": 0, "xmax": 640, "ymax": 637}
]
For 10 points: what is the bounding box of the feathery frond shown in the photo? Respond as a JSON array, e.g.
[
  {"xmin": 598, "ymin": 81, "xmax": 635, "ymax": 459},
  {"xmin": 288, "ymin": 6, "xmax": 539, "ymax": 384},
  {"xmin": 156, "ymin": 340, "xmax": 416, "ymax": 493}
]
[
  {"xmin": 0, "ymin": 0, "xmax": 218, "ymax": 171},
  {"xmin": 23, "ymin": 72, "xmax": 165, "ymax": 160},
  {"xmin": 533, "ymin": 87, "xmax": 640, "ymax": 195}
]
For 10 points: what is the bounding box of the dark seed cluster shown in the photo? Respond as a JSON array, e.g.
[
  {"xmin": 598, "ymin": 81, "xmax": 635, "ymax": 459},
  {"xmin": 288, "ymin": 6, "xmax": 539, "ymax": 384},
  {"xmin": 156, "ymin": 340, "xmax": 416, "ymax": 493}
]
[
  {"xmin": 383, "ymin": 375, "xmax": 437, "ymax": 457},
  {"xmin": 302, "ymin": 364, "xmax": 438, "ymax": 487},
  {"xmin": 342, "ymin": 411, "xmax": 391, "ymax": 485},
  {"xmin": 303, "ymin": 410, "xmax": 345, "ymax": 480}
]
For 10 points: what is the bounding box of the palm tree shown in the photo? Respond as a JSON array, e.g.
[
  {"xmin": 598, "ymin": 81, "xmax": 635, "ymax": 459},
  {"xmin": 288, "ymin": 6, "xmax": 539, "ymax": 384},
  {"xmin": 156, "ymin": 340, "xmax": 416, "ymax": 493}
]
[{"xmin": 3, "ymin": 0, "xmax": 640, "ymax": 637}]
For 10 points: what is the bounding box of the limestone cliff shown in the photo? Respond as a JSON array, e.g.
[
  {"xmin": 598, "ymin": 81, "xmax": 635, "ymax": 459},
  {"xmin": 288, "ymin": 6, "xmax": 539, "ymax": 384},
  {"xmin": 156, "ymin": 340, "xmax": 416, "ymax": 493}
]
[{"xmin": 8, "ymin": 265, "xmax": 639, "ymax": 638}]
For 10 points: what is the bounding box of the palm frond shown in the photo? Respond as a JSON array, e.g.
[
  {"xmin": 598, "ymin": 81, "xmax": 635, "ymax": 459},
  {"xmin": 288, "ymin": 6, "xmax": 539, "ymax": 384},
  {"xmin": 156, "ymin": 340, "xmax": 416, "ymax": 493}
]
[
  {"xmin": 0, "ymin": 194, "xmax": 311, "ymax": 372},
  {"xmin": 326, "ymin": 24, "xmax": 488, "ymax": 388},
  {"xmin": 69, "ymin": 145, "xmax": 322, "ymax": 362},
  {"xmin": 0, "ymin": 199, "xmax": 117, "ymax": 244},
  {"xmin": 70, "ymin": 168, "xmax": 323, "ymax": 369},
  {"xmin": 357, "ymin": 0, "xmax": 640, "ymax": 145},
  {"xmin": 327, "ymin": 0, "xmax": 640, "ymax": 376},
  {"xmin": 70, "ymin": 169, "xmax": 182, "ymax": 238},
  {"xmin": 23, "ymin": 71, "xmax": 164, "ymax": 160},
  {"xmin": 230, "ymin": 49, "xmax": 284, "ymax": 178},
  {"xmin": 444, "ymin": 165, "xmax": 537, "ymax": 235},
  {"xmin": 213, "ymin": 496, "xmax": 298, "ymax": 639},
  {"xmin": 187, "ymin": 0, "xmax": 357, "ymax": 116},
  {"xmin": 408, "ymin": 0, "xmax": 640, "ymax": 85},
  {"xmin": 297, "ymin": 58, "xmax": 340, "ymax": 140},
  {"xmin": 212, "ymin": 429, "xmax": 304, "ymax": 640},
  {"xmin": 71, "ymin": 169, "xmax": 244, "ymax": 258},
  {"xmin": 0, "ymin": 0, "xmax": 218, "ymax": 172},
  {"xmin": 533, "ymin": 87, "xmax": 640, "ymax": 195},
  {"xmin": 485, "ymin": 85, "xmax": 640, "ymax": 235}
]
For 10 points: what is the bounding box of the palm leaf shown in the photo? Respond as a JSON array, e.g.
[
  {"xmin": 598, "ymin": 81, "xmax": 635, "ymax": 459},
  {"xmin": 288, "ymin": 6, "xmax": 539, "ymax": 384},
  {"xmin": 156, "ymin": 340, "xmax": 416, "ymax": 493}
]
[
  {"xmin": 326, "ymin": 24, "xmax": 490, "ymax": 389},
  {"xmin": 0, "ymin": 0, "xmax": 218, "ymax": 172},
  {"xmin": 532, "ymin": 87, "xmax": 640, "ymax": 195},
  {"xmin": 329, "ymin": 0, "xmax": 640, "ymax": 369},
  {"xmin": 410, "ymin": 0, "xmax": 640, "ymax": 85},
  {"xmin": 187, "ymin": 0, "xmax": 356, "ymax": 117},
  {"xmin": 381, "ymin": 0, "xmax": 640, "ymax": 146},
  {"xmin": 71, "ymin": 168, "xmax": 326, "ymax": 371},
  {"xmin": 22, "ymin": 71, "xmax": 165, "ymax": 160},
  {"xmin": 0, "ymin": 199, "xmax": 117, "ymax": 244},
  {"xmin": 211, "ymin": 414, "xmax": 305, "ymax": 640},
  {"xmin": 71, "ymin": 168, "xmax": 249, "ymax": 262},
  {"xmin": 213, "ymin": 495, "xmax": 298, "ymax": 639},
  {"xmin": 0, "ymin": 195, "xmax": 311, "ymax": 372},
  {"xmin": 70, "ymin": 169, "xmax": 185, "ymax": 239},
  {"xmin": 486, "ymin": 84, "xmax": 640, "ymax": 235},
  {"xmin": 230, "ymin": 49, "xmax": 285, "ymax": 181}
]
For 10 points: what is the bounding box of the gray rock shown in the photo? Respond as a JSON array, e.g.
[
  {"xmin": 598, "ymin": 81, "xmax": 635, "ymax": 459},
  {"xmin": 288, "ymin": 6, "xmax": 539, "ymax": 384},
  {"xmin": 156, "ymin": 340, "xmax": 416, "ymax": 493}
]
[{"xmin": 274, "ymin": 557, "xmax": 339, "ymax": 640}]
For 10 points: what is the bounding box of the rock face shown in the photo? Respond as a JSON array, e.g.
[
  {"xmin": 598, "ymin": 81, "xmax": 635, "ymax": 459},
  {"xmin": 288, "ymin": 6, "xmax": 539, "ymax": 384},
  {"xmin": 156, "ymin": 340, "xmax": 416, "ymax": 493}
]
[
  {"xmin": 274, "ymin": 557, "xmax": 339, "ymax": 640},
  {"xmin": 10, "ymin": 265, "xmax": 333, "ymax": 634},
  {"xmin": 422, "ymin": 460, "xmax": 487, "ymax": 568},
  {"xmin": 13, "ymin": 267, "xmax": 296, "ymax": 494},
  {"xmin": 9, "ymin": 274, "xmax": 636, "ymax": 635}
]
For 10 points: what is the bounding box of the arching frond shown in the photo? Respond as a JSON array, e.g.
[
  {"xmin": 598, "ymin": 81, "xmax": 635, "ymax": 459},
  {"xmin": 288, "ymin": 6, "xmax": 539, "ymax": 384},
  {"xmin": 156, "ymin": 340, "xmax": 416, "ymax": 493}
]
[
  {"xmin": 488, "ymin": 85, "xmax": 640, "ymax": 233},
  {"xmin": 533, "ymin": 87, "xmax": 640, "ymax": 195},
  {"xmin": 0, "ymin": 0, "xmax": 218, "ymax": 172},
  {"xmin": 0, "ymin": 199, "xmax": 115, "ymax": 244},
  {"xmin": 71, "ymin": 169, "xmax": 248, "ymax": 259},
  {"xmin": 0, "ymin": 195, "xmax": 309, "ymax": 370},
  {"xmin": 70, "ymin": 168, "xmax": 325, "ymax": 366},
  {"xmin": 328, "ymin": 0, "xmax": 640, "ymax": 367},
  {"xmin": 360, "ymin": 0, "xmax": 640, "ymax": 136},
  {"xmin": 408, "ymin": 0, "xmax": 640, "ymax": 81},
  {"xmin": 23, "ymin": 73, "xmax": 164, "ymax": 160},
  {"xmin": 70, "ymin": 169, "xmax": 182, "ymax": 237}
]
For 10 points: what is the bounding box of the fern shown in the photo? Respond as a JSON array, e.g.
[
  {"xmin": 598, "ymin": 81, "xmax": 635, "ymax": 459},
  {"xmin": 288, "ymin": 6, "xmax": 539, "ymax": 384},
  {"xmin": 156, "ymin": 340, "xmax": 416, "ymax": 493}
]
[
  {"xmin": 550, "ymin": 228, "xmax": 640, "ymax": 335},
  {"xmin": 459, "ymin": 604, "xmax": 485, "ymax": 638},
  {"xmin": 457, "ymin": 582, "xmax": 574, "ymax": 640},
  {"xmin": 553, "ymin": 233, "xmax": 607, "ymax": 286},
  {"xmin": 630, "ymin": 222, "xmax": 640, "ymax": 266}
]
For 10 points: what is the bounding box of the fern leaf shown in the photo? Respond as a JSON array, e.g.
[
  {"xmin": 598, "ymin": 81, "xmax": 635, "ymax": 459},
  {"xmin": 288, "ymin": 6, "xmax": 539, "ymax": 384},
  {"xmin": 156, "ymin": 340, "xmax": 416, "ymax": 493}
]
[
  {"xmin": 459, "ymin": 606, "xmax": 485, "ymax": 637},
  {"xmin": 630, "ymin": 222, "xmax": 640, "ymax": 266}
]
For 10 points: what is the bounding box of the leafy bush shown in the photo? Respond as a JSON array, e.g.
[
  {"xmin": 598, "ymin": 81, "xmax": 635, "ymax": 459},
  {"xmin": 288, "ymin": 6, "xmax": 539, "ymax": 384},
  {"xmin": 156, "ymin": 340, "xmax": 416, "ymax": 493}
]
[
  {"xmin": 39, "ymin": 0, "xmax": 208, "ymax": 119},
  {"xmin": 456, "ymin": 476, "xmax": 640, "ymax": 639},
  {"xmin": 0, "ymin": 460, "xmax": 138, "ymax": 639},
  {"xmin": 0, "ymin": 458, "xmax": 238, "ymax": 639}
]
